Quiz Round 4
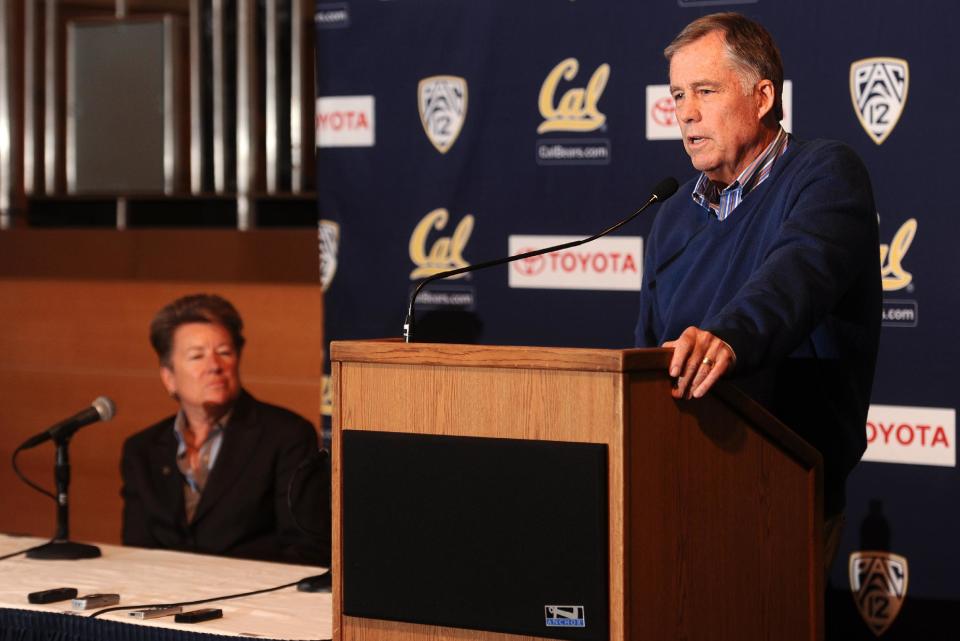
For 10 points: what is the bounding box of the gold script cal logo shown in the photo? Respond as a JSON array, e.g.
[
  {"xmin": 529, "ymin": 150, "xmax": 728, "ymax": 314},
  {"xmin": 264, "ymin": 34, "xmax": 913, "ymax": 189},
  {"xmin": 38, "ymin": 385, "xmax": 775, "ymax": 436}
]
[
  {"xmin": 538, "ymin": 58, "xmax": 609, "ymax": 134},
  {"xmin": 851, "ymin": 58, "xmax": 909, "ymax": 145},
  {"xmin": 409, "ymin": 209, "xmax": 474, "ymax": 279},
  {"xmin": 849, "ymin": 551, "xmax": 908, "ymax": 636},
  {"xmin": 419, "ymin": 76, "xmax": 467, "ymax": 154},
  {"xmin": 880, "ymin": 218, "xmax": 916, "ymax": 292}
]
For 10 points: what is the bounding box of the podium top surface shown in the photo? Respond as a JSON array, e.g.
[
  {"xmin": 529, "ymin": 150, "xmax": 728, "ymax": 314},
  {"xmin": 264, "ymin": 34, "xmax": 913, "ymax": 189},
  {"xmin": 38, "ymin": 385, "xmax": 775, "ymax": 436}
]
[
  {"xmin": 330, "ymin": 340, "xmax": 822, "ymax": 470},
  {"xmin": 330, "ymin": 339, "xmax": 673, "ymax": 373}
]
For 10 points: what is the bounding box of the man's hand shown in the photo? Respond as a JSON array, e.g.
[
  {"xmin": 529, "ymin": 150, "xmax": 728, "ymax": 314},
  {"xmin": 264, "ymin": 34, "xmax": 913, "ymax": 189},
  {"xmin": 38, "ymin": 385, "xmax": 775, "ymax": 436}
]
[{"xmin": 662, "ymin": 326, "xmax": 735, "ymax": 399}]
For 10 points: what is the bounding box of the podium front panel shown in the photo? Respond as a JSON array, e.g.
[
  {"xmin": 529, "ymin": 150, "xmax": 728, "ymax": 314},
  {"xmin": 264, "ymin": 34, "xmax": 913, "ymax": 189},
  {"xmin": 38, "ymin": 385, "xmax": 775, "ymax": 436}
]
[{"xmin": 341, "ymin": 430, "xmax": 609, "ymax": 641}]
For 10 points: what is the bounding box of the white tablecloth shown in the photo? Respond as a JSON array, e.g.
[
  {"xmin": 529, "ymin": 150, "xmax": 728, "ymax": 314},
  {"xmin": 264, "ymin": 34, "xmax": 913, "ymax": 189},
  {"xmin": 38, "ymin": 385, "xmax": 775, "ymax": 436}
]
[{"xmin": 0, "ymin": 534, "xmax": 332, "ymax": 640}]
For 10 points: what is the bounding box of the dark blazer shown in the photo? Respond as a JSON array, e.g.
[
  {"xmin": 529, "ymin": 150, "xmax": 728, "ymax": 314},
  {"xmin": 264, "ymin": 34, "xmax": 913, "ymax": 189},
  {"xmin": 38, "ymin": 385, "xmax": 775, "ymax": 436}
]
[{"xmin": 121, "ymin": 390, "xmax": 330, "ymax": 565}]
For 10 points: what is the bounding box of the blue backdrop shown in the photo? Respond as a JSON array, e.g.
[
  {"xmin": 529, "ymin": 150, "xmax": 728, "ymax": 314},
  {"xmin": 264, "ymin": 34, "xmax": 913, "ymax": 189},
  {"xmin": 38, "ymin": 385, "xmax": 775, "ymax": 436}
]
[{"xmin": 316, "ymin": 2, "xmax": 959, "ymax": 637}]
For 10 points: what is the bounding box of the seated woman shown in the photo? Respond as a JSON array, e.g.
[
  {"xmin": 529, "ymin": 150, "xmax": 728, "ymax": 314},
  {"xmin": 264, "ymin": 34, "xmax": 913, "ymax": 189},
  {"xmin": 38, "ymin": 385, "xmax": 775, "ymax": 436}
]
[{"xmin": 121, "ymin": 294, "xmax": 329, "ymax": 565}]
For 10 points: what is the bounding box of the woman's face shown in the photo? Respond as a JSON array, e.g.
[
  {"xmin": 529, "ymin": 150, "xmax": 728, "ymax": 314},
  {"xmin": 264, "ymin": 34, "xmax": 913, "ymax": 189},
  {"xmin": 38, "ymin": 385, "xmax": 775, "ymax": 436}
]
[{"xmin": 160, "ymin": 322, "xmax": 241, "ymax": 416}]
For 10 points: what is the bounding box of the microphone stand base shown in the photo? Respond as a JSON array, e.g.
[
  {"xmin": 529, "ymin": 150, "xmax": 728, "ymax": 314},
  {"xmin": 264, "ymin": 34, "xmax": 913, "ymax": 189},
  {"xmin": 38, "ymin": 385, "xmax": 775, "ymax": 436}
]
[{"xmin": 26, "ymin": 540, "xmax": 101, "ymax": 560}]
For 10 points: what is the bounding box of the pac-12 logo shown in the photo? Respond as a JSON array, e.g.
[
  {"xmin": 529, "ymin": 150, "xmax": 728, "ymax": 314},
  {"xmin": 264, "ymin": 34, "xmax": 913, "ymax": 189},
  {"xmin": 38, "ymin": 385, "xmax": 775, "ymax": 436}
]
[
  {"xmin": 418, "ymin": 75, "xmax": 467, "ymax": 154},
  {"xmin": 537, "ymin": 58, "xmax": 609, "ymax": 134},
  {"xmin": 408, "ymin": 209, "xmax": 474, "ymax": 279},
  {"xmin": 321, "ymin": 375, "xmax": 333, "ymax": 417},
  {"xmin": 849, "ymin": 551, "xmax": 908, "ymax": 636},
  {"xmin": 850, "ymin": 58, "xmax": 909, "ymax": 145},
  {"xmin": 318, "ymin": 219, "xmax": 340, "ymax": 292}
]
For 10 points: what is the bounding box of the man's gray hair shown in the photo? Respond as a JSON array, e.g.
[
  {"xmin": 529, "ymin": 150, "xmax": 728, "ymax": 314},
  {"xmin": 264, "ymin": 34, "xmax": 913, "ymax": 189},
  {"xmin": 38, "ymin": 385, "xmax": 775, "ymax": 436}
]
[{"xmin": 664, "ymin": 12, "xmax": 784, "ymax": 122}]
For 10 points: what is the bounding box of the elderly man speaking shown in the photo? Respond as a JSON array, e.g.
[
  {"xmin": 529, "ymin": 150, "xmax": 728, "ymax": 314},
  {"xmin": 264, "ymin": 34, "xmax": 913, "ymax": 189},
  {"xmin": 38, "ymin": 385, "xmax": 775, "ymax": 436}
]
[{"xmin": 635, "ymin": 13, "xmax": 881, "ymax": 570}]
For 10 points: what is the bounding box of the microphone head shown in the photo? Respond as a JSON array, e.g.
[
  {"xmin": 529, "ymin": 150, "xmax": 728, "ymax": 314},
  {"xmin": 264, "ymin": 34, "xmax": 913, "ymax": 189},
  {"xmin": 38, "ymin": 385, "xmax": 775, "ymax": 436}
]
[
  {"xmin": 652, "ymin": 177, "xmax": 679, "ymax": 202},
  {"xmin": 92, "ymin": 396, "xmax": 117, "ymax": 422}
]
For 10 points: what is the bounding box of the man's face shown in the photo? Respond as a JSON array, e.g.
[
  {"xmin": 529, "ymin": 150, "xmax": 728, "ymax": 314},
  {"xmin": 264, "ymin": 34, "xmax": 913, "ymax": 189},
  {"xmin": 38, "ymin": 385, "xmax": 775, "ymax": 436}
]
[
  {"xmin": 161, "ymin": 322, "xmax": 241, "ymax": 416},
  {"xmin": 669, "ymin": 31, "xmax": 773, "ymax": 186}
]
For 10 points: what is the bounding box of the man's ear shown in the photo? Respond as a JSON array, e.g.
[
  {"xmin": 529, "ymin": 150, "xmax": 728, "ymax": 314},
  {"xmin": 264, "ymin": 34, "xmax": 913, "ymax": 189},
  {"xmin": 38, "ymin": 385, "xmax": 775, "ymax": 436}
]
[
  {"xmin": 160, "ymin": 366, "xmax": 177, "ymax": 397},
  {"xmin": 756, "ymin": 78, "xmax": 775, "ymax": 121}
]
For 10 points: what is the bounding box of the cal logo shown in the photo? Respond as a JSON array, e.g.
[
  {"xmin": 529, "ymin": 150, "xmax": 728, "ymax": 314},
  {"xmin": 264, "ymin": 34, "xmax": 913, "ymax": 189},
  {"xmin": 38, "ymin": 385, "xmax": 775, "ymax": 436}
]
[
  {"xmin": 318, "ymin": 219, "xmax": 340, "ymax": 293},
  {"xmin": 849, "ymin": 551, "xmax": 908, "ymax": 636},
  {"xmin": 850, "ymin": 58, "xmax": 909, "ymax": 145},
  {"xmin": 418, "ymin": 76, "xmax": 467, "ymax": 153},
  {"xmin": 321, "ymin": 374, "xmax": 333, "ymax": 417},
  {"xmin": 409, "ymin": 208, "xmax": 474, "ymax": 279},
  {"xmin": 880, "ymin": 218, "xmax": 915, "ymax": 292},
  {"xmin": 538, "ymin": 58, "xmax": 609, "ymax": 134}
]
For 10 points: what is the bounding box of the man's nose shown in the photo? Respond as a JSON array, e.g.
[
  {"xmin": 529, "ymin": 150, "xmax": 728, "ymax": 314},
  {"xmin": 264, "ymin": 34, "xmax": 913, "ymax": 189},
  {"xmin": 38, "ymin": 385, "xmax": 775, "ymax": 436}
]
[{"xmin": 676, "ymin": 98, "xmax": 699, "ymax": 123}]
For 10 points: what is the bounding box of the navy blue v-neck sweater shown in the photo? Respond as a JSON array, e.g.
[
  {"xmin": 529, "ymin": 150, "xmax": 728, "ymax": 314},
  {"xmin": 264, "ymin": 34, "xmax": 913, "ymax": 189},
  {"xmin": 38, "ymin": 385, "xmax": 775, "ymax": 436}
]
[{"xmin": 636, "ymin": 138, "xmax": 881, "ymax": 516}]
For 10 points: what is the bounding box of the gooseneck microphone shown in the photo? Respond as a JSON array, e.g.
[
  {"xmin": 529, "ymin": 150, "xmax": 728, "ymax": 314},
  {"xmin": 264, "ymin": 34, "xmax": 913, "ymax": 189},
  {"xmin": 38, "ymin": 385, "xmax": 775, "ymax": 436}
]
[
  {"xmin": 19, "ymin": 396, "xmax": 116, "ymax": 450},
  {"xmin": 402, "ymin": 177, "xmax": 679, "ymax": 342}
]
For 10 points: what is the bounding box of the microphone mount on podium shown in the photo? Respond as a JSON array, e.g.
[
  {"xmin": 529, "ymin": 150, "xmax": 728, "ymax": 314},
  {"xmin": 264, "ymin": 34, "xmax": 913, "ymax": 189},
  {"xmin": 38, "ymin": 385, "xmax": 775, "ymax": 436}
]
[{"xmin": 402, "ymin": 177, "xmax": 679, "ymax": 343}]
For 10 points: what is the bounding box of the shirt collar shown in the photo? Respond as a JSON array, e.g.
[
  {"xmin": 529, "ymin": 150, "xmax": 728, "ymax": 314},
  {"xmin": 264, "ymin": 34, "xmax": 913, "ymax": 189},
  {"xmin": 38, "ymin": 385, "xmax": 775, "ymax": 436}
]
[
  {"xmin": 691, "ymin": 127, "xmax": 789, "ymax": 220},
  {"xmin": 172, "ymin": 409, "xmax": 231, "ymax": 455}
]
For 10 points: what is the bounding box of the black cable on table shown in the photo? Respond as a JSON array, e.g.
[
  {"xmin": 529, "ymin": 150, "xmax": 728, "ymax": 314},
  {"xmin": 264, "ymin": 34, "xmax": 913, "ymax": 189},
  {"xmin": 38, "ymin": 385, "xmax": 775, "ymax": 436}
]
[
  {"xmin": 88, "ymin": 573, "xmax": 328, "ymax": 618},
  {"xmin": 0, "ymin": 538, "xmax": 55, "ymax": 562}
]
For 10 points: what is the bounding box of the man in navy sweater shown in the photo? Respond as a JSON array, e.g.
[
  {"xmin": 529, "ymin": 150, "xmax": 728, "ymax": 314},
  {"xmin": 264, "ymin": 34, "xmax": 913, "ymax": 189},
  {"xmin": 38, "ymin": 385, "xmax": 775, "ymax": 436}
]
[{"xmin": 635, "ymin": 13, "xmax": 881, "ymax": 569}]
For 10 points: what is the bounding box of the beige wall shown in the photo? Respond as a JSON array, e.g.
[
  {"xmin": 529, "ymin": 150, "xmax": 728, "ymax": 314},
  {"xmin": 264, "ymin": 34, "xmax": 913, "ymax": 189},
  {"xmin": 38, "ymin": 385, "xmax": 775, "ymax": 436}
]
[{"xmin": 0, "ymin": 229, "xmax": 322, "ymax": 544}]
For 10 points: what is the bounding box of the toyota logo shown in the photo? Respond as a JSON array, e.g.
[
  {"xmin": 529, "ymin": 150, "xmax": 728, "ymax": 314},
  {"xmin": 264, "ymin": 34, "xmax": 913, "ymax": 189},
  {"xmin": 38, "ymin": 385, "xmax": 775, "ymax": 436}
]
[
  {"xmin": 512, "ymin": 248, "xmax": 546, "ymax": 276},
  {"xmin": 651, "ymin": 96, "xmax": 676, "ymax": 127}
]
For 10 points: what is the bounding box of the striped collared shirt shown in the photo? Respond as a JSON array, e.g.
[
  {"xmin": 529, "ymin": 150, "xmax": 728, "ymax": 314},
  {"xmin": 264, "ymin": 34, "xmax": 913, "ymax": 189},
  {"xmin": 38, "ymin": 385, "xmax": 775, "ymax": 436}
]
[{"xmin": 692, "ymin": 127, "xmax": 790, "ymax": 221}]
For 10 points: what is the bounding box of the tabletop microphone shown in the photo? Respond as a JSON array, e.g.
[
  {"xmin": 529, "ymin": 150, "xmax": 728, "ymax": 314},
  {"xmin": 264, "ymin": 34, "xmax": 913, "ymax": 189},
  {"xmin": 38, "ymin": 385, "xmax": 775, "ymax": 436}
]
[
  {"xmin": 402, "ymin": 176, "xmax": 679, "ymax": 342},
  {"xmin": 19, "ymin": 396, "xmax": 117, "ymax": 449}
]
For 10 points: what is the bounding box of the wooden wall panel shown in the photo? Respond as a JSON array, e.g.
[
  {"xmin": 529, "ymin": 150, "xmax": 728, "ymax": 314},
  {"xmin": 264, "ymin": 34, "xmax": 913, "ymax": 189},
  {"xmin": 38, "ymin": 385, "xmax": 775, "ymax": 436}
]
[{"xmin": 0, "ymin": 230, "xmax": 322, "ymax": 546}]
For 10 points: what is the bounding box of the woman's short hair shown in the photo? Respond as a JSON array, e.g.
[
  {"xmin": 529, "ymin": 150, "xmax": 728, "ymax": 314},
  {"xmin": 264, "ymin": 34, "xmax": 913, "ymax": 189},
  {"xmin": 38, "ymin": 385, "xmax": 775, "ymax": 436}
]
[{"xmin": 150, "ymin": 294, "xmax": 246, "ymax": 367}]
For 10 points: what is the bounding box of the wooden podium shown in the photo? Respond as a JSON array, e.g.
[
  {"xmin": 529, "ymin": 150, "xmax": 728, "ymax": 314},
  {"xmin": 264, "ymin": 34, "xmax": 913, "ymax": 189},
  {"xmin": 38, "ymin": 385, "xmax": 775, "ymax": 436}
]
[{"xmin": 330, "ymin": 340, "xmax": 823, "ymax": 641}]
